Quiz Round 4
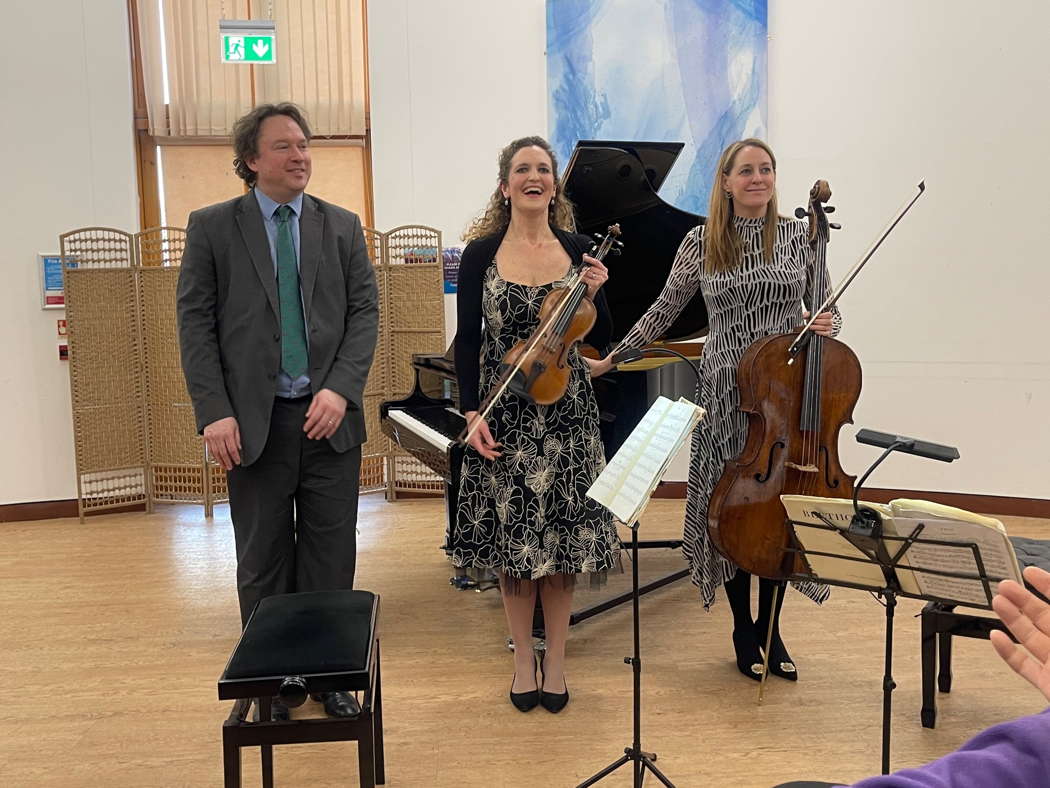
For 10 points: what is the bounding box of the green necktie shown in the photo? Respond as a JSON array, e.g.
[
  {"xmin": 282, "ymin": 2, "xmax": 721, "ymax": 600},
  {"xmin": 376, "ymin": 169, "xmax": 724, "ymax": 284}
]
[{"xmin": 275, "ymin": 205, "xmax": 308, "ymax": 378}]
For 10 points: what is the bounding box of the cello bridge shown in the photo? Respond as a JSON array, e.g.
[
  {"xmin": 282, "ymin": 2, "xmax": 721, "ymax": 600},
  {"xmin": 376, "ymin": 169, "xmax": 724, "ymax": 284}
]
[{"xmin": 784, "ymin": 462, "xmax": 818, "ymax": 473}]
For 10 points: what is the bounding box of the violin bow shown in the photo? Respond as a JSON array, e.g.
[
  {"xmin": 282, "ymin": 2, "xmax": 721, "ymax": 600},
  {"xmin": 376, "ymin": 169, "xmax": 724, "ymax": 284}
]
[{"xmin": 788, "ymin": 180, "xmax": 926, "ymax": 359}]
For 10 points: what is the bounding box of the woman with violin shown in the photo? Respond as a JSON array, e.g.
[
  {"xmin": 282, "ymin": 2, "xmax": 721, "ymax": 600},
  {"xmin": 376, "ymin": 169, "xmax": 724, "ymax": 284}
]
[
  {"xmin": 451, "ymin": 135, "xmax": 621, "ymax": 712},
  {"xmin": 589, "ymin": 138, "xmax": 841, "ymax": 682}
]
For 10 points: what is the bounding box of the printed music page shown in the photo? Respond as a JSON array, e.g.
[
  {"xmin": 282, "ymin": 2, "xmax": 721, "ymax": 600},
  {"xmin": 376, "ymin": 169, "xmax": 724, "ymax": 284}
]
[
  {"xmin": 885, "ymin": 499, "xmax": 1023, "ymax": 607},
  {"xmin": 587, "ymin": 396, "xmax": 705, "ymax": 526},
  {"xmin": 780, "ymin": 495, "xmax": 897, "ymax": 590}
]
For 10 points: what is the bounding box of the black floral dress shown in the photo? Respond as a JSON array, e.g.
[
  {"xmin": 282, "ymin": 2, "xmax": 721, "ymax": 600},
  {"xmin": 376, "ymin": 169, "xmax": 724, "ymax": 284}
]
[{"xmin": 449, "ymin": 237, "xmax": 620, "ymax": 585}]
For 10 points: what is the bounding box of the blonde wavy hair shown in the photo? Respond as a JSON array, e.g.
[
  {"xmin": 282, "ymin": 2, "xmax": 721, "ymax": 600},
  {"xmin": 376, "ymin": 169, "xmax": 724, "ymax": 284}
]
[
  {"xmin": 704, "ymin": 138, "xmax": 780, "ymax": 275},
  {"xmin": 463, "ymin": 136, "xmax": 576, "ymax": 242}
]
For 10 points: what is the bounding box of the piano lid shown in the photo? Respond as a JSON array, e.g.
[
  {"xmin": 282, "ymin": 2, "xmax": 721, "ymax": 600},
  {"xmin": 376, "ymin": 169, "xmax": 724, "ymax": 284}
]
[{"xmin": 562, "ymin": 141, "xmax": 708, "ymax": 344}]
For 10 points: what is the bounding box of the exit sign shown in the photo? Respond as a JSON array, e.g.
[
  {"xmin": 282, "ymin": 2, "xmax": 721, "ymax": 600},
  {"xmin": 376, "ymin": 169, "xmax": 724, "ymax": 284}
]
[{"xmin": 219, "ymin": 20, "xmax": 276, "ymax": 65}]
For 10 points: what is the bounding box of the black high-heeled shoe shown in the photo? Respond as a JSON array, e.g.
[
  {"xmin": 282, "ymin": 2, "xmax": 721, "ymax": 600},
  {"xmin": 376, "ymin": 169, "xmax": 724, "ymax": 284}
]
[
  {"xmin": 539, "ymin": 654, "xmax": 569, "ymax": 713},
  {"xmin": 732, "ymin": 627, "xmax": 764, "ymax": 682},
  {"xmin": 509, "ymin": 654, "xmax": 540, "ymax": 712},
  {"xmin": 763, "ymin": 637, "xmax": 798, "ymax": 681}
]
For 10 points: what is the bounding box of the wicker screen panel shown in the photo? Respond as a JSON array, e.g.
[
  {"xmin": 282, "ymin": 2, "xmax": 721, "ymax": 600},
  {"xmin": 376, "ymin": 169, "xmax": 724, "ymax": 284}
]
[
  {"xmin": 359, "ymin": 391, "xmax": 387, "ymax": 493},
  {"xmin": 380, "ymin": 226, "xmax": 446, "ymax": 495},
  {"xmin": 137, "ymin": 226, "xmax": 187, "ymax": 268},
  {"xmin": 61, "ymin": 229, "xmax": 149, "ymax": 520},
  {"xmin": 383, "ymin": 226, "xmax": 445, "ymax": 397},
  {"xmin": 138, "ymin": 260, "xmax": 227, "ymax": 510},
  {"xmin": 359, "ymin": 227, "xmax": 389, "ymax": 492},
  {"xmin": 59, "ymin": 227, "xmax": 135, "ymax": 269}
]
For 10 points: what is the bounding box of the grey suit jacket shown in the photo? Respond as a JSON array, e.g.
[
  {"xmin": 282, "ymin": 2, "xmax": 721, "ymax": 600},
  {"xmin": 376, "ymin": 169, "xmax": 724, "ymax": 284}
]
[{"xmin": 176, "ymin": 191, "xmax": 379, "ymax": 467}]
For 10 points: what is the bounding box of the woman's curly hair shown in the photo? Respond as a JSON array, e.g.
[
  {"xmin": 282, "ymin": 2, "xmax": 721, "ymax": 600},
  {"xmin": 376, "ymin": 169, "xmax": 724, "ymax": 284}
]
[{"xmin": 463, "ymin": 136, "xmax": 576, "ymax": 241}]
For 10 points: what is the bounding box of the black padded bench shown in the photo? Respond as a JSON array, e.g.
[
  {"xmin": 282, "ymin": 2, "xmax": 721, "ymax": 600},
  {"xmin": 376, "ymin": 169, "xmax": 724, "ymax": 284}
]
[
  {"xmin": 218, "ymin": 590, "xmax": 385, "ymax": 786},
  {"xmin": 920, "ymin": 536, "xmax": 1050, "ymax": 728}
]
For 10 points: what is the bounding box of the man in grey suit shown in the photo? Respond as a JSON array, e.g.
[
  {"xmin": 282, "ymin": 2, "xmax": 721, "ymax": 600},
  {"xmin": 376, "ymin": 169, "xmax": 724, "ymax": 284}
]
[{"xmin": 177, "ymin": 103, "xmax": 378, "ymax": 720}]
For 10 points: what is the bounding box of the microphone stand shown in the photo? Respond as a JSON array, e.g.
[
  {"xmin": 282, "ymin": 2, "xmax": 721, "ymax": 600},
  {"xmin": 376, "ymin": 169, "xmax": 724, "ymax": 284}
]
[{"xmin": 578, "ymin": 346, "xmax": 699, "ymax": 788}]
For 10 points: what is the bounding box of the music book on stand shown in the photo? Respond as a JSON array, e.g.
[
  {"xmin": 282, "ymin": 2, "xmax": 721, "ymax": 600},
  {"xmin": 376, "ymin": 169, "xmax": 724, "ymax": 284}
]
[
  {"xmin": 587, "ymin": 396, "xmax": 705, "ymax": 526},
  {"xmin": 781, "ymin": 495, "xmax": 1024, "ymax": 606}
]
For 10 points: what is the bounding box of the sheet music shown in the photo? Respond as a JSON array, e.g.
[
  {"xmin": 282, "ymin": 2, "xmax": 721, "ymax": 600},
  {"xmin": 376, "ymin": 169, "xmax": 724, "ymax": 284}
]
[
  {"xmin": 781, "ymin": 494, "xmax": 1024, "ymax": 607},
  {"xmin": 587, "ymin": 396, "xmax": 705, "ymax": 526},
  {"xmin": 780, "ymin": 496, "xmax": 893, "ymax": 588},
  {"xmin": 887, "ymin": 509, "xmax": 1023, "ymax": 607}
]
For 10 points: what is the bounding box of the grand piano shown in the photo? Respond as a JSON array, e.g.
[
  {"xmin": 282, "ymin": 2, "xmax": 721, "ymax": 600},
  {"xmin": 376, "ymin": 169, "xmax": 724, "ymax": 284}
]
[{"xmin": 380, "ymin": 140, "xmax": 709, "ymax": 550}]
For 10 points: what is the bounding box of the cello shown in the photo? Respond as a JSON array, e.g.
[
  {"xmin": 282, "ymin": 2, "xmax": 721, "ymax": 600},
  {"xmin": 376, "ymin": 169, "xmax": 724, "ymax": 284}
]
[{"xmin": 706, "ymin": 180, "xmax": 861, "ymax": 580}]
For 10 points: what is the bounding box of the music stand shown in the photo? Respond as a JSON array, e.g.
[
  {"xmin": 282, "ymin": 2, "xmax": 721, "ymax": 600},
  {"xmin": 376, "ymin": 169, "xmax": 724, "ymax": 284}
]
[
  {"xmin": 577, "ymin": 372, "xmax": 703, "ymax": 788},
  {"xmin": 786, "ymin": 516, "xmax": 995, "ymax": 775},
  {"xmin": 782, "ymin": 429, "xmax": 1001, "ymax": 775},
  {"xmin": 576, "ymin": 514, "xmax": 677, "ymax": 788}
]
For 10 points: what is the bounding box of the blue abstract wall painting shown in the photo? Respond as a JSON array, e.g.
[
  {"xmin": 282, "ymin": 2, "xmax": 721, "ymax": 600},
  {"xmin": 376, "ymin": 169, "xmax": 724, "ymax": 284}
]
[{"xmin": 547, "ymin": 0, "xmax": 768, "ymax": 215}]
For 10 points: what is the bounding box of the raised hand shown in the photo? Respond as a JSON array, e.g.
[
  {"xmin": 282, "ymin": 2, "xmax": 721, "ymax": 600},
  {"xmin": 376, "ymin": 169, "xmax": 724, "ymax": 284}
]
[{"xmin": 990, "ymin": 566, "xmax": 1050, "ymax": 702}]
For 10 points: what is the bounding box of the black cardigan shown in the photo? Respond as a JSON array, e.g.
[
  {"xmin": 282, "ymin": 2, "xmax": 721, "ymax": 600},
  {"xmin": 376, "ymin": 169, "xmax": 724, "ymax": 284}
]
[{"xmin": 453, "ymin": 227, "xmax": 614, "ymax": 412}]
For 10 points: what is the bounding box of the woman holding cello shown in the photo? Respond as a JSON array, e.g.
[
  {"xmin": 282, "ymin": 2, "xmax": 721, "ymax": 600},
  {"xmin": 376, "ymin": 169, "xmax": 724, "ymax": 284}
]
[
  {"xmin": 451, "ymin": 136, "xmax": 621, "ymax": 712},
  {"xmin": 589, "ymin": 138, "xmax": 840, "ymax": 682}
]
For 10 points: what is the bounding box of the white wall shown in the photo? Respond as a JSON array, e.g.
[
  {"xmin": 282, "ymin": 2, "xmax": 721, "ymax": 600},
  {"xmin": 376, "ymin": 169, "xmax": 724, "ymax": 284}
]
[
  {"xmin": 1, "ymin": 1, "xmax": 139, "ymax": 504},
  {"xmin": 369, "ymin": 0, "xmax": 549, "ymax": 341},
  {"xmin": 768, "ymin": 1, "xmax": 1050, "ymax": 497}
]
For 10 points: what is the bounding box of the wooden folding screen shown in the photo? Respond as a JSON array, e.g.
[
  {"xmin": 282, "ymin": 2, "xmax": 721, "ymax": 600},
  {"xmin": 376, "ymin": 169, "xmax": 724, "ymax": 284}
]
[
  {"xmin": 62, "ymin": 222, "xmax": 446, "ymax": 518},
  {"xmin": 61, "ymin": 227, "xmax": 226, "ymax": 521}
]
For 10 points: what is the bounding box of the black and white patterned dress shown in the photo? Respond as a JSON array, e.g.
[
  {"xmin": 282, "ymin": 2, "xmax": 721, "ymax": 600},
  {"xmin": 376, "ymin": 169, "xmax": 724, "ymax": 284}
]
[
  {"xmin": 620, "ymin": 215, "xmax": 842, "ymax": 608},
  {"xmin": 450, "ymin": 234, "xmax": 620, "ymax": 584}
]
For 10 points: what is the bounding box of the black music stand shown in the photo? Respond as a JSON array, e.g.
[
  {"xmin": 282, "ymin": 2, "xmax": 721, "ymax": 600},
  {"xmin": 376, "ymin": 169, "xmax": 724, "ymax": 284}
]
[
  {"xmin": 782, "ymin": 429, "xmax": 999, "ymax": 775},
  {"xmin": 786, "ymin": 516, "xmax": 995, "ymax": 775},
  {"xmin": 577, "ymin": 365, "xmax": 702, "ymax": 788},
  {"xmin": 575, "ymin": 514, "xmax": 677, "ymax": 788}
]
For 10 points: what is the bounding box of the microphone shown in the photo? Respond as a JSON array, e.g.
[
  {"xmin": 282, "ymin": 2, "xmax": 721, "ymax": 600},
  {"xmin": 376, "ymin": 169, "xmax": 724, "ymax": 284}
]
[{"xmin": 611, "ymin": 346, "xmax": 645, "ymax": 365}]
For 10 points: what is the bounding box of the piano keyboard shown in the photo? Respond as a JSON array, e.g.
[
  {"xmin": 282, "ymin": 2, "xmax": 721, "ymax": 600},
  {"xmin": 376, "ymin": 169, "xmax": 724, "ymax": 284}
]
[{"xmin": 386, "ymin": 407, "xmax": 458, "ymax": 452}]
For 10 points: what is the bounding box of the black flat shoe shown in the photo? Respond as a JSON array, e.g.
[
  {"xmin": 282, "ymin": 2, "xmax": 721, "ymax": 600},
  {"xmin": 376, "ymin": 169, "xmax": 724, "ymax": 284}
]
[
  {"xmin": 510, "ymin": 656, "xmax": 540, "ymax": 712},
  {"xmin": 732, "ymin": 628, "xmax": 764, "ymax": 682},
  {"xmin": 313, "ymin": 691, "xmax": 362, "ymax": 718}
]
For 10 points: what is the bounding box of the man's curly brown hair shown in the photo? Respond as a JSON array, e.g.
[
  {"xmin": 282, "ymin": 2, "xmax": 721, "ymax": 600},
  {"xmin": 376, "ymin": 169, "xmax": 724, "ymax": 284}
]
[{"xmin": 231, "ymin": 103, "xmax": 313, "ymax": 186}]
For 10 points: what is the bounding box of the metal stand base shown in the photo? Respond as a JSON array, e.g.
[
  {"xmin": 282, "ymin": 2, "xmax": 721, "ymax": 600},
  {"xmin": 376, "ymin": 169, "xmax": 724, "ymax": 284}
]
[
  {"xmin": 576, "ymin": 524, "xmax": 677, "ymax": 788},
  {"xmin": 577, "ymin": 748, "xmax": 675, "ymax": 788}
]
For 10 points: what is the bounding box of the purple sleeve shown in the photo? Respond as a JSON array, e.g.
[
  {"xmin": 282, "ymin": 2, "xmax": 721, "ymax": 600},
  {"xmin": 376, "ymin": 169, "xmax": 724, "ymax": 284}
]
[{"xmin": 847, "ymin": 708, "xmax": 1050, "ymax": 787}]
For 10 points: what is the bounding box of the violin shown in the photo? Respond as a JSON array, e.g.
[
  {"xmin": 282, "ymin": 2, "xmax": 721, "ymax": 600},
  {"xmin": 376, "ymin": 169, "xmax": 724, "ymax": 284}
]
[
  {"xmin": 458, "ymin": 225, "xmax": 622, "ymax": 446},
  {"xmin": 706, "ymin": 181, "xmax": 861, "ymax": 580}
]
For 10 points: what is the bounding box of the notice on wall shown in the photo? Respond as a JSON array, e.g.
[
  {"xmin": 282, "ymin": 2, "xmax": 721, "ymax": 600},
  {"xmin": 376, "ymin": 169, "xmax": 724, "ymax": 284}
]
[
  {"xmin": 39, "ymin": 253, "xmax": 74, "ymax": 309},
  {"xmin": 443, "ymin": 247, "xmax": 462, "ymax": 294}
]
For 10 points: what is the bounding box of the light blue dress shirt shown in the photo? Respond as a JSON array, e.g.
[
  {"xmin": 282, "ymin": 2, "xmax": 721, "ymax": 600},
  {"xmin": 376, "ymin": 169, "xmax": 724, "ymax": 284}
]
[{"xmin": 253, "ymin": 188, "xmax": 311, "ymax": 398}]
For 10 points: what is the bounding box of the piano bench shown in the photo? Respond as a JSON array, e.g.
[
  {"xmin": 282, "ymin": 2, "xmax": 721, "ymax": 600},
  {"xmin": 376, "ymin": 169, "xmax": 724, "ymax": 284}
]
[
  {"xmin": 920, "ymin": 536, "xmax": 1050, "ymax": 729},
  {"xmin": 218, "ymin": 590, "xmax": 385, "ymax": 787}
]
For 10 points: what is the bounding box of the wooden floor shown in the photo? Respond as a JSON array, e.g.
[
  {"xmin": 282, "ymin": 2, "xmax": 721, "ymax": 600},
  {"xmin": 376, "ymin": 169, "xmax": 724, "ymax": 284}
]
[{"xmin": 2, "ymin": 496, "xmax": 1047, "ymax": 787}]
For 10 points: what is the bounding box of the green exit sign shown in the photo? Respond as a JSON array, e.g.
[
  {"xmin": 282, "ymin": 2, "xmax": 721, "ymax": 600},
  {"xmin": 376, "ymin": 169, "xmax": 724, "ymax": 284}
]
[{"xmin": 219, "ymin": 20, "xmax": 276, "ymax": 64}]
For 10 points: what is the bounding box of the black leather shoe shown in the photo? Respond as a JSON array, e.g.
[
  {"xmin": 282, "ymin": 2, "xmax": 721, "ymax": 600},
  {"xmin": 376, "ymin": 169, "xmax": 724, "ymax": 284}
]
[{"xmin": 315, "ymin": 691, "xmax": 361, "ymax": 718}]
